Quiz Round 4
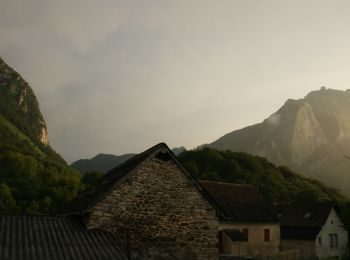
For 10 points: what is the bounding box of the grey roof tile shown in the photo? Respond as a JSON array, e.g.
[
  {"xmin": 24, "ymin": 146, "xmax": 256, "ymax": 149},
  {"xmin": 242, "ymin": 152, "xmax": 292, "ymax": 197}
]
[
  {"xmin": 200, "ymin": 181, "xmax": 278, "ymax": 223},
  {"xmin": 0, "ymin": 215, "xmax": 128, "ymax": 260}
]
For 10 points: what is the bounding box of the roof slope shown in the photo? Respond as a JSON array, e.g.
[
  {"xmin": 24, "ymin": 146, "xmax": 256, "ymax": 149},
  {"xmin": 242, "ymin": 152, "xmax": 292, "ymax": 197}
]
[
  {"xmin": 59, "ymin": 143, "xmax": 219, "ymax": 216},
  {"xmin": 275, "ymin": 202, "xmax": 335, "ymax": 240},
  {"xmin": 200, "ymin": 181, "xmax": 278, "ymax": 222},
  {"xmin": 0, "ymin": 215, "xmax": 128, "ymax": 260},
  {"xmin": 275, "ymin": 202, "xmax": 335, "ymax": 228}
]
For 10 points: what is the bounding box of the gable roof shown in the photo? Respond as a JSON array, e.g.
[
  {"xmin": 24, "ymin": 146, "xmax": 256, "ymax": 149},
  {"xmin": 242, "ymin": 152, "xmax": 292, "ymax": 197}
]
[
  {"xmin": 59, "ymin": 143, "xmax": 220, "ymax": 216},
  {"xmin": 274, "ymin": 202, "xmax": 336, "ymax": 240},
  {"xmin": 274, "ymin": 202, "xmax": 335, "ymax": 228},
  {"xmin": 0, "ymin": 214, "xmax": 128, "ymax": 260},
  {"xmin": 200, "ymin": 181, "xmax": 278, "ymax": 223}
]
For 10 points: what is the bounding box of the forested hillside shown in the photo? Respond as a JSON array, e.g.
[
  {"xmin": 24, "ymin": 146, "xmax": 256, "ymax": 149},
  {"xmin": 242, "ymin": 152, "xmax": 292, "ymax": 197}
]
[
  {"xmin": 179, "ymin": 147, "xmax": 349, "ymax": 205},
  {"xmin": 0, "ymin": 57, "xmax": 81, "ymax": 213},
  {"xmin": 179, "ymin": 147, "xmax": 350, "ymax": 229}
]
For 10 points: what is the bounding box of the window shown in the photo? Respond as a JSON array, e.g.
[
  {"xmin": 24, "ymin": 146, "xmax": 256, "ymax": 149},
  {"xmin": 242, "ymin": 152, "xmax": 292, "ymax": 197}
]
[
  {"xmin": 264, "ymin": 229, "xmax": 270, "ymax": 242},
  {"xmin": 242, "ymin": 228, "xmax": 249, "ymax": 240},
  {"xmin": 329, "ymin": 234, "xmax": 338, "ymax": 248},
  {"xmin": 334, "ymin": 234, "xmax": 338, "ymax": 248},
  {"xmin": 318, "ymin": 236, "xmax": 322, "ymax": 245}
]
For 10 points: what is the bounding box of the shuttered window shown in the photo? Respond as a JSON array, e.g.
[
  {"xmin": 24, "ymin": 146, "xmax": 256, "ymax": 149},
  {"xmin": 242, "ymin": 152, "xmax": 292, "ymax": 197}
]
[{"xmin": 264, "ymin": 229, "xmax": 270, "ymax": 242}]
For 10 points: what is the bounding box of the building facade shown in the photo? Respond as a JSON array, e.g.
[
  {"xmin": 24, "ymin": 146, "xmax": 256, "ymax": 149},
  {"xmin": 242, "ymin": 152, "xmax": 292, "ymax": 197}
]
[
  {"xmin": 277, "ymin": 203, "xmax": 348, "ymax": 259},
  {"xmin": 60, "ymin": 143, "xmax": 219, "ymax": 260},
  {"xmin": 200, "ymin": 181, "xmax": 280, "ymax": 258}
]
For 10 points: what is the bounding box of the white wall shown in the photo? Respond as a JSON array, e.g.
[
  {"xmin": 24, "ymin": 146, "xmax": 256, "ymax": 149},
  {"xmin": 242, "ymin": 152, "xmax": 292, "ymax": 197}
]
[{"xmin": 316, "ymin": 208, "xmax": 348, "ymax": 258}]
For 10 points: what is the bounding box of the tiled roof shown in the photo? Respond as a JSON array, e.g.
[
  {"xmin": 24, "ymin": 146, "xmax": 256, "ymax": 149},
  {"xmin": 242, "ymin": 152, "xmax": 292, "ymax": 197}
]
[
  {"xmin": 274, "ymin": 202, "xmax": 336, "ymax": 240},
  {"xmin": 200, "ymin": 181, "xmax": 278, "ymax": 223},
  {"xmin": 59, "ymin": 143, "xmax": 220, "ymax": 216},
  {"xmin": 0, "ymin": 215, "xmax": 128, "ymax": 260},
  {"xmin": 274, "ymin": 202, "xmax": 335, "ymax": 228}
]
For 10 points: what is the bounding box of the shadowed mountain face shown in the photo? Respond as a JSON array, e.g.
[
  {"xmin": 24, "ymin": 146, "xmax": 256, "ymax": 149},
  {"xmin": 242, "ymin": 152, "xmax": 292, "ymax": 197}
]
[
  {"xmin": 71, "ymin": 153, "xmax": 135, "ymax": 174},
  {"xmin": 71, "ymin": 146, "xmax": 187, "ymax": 174},
  {"xmin": 208, "ymin": 88, "xmax": 350, "ymax": 195}
]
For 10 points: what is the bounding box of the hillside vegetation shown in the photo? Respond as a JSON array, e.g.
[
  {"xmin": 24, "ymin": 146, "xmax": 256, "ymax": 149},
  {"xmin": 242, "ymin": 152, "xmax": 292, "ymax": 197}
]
[
  {"xmin": 0, "ymin": 57, "xmax": 81, "ymax": 213},
  {"xmin": 179, "ymin": 147, "xmax": 349, "ymax": 205},
  {"xmin": 208, "ymin": 88, "xmax": 350, "ymax": 195},
  {"xmin": 179, "ymin": 147, "xmax": 350, "ymax": 229}
]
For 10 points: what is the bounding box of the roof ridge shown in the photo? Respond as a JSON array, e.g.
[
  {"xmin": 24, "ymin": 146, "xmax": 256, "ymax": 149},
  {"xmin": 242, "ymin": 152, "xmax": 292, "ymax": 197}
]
[{"xmin": 57, "ymin": 142, "xmax": 224, "ymax": 216}]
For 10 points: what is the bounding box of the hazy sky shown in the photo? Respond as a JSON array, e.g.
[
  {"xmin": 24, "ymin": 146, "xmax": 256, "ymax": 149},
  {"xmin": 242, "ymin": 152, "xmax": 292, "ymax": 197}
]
[{"xmin": 1, "ymin": 0, "xmax": 350, "ymax": 162}]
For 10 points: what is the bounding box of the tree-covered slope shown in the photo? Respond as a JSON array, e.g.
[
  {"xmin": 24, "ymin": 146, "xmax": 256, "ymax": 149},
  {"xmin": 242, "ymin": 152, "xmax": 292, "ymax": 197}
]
[
  {"xmin": 179, "ymin": 147, "xmax": 349, "ymax": 205},
  {"xmin": 207, "ymin": 88, "xmax": 350, "ymax": 195},
  {"xmin": 0, "ymin": 57, "xmax": 81, "ymax": 213}
]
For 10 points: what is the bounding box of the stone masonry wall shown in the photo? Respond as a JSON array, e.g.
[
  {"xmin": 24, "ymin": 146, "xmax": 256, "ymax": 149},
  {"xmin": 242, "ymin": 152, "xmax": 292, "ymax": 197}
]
[{"xmin": 86, "ymin": 157, "xmax": 219, "ymax": 259}]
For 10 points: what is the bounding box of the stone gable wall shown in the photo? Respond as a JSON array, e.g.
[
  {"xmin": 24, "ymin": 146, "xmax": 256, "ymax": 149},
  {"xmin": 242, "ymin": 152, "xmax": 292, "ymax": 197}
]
[{"xmin": 86, "ymin": 157, "xmax": 219, "ymax": 259}]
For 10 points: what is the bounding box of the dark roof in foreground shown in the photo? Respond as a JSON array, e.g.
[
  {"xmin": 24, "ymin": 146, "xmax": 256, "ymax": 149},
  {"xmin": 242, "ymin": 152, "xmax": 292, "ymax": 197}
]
[
  {"xmin": 200, "ymin": 181, "xmax": 278, "ymax": 223},
  {"xmin": 0, "ymin": 215, "xmax": 128, "ymax": 260},
  {"xmin": 59, "ymin": 143, "xmax": 221, "ymax": 216}
]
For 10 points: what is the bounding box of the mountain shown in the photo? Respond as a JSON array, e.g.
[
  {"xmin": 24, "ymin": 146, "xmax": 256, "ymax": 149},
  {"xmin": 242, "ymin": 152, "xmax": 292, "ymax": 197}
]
[
  {"xmin": 0, "ymin": 58, "xmax": 48, "ymax": 146},
  {"xmin": 0, "ymin": 57, "xmax": 80, "ymax": 213},
  {"xmin": 72, "ymin": 153, "xmax": 135, "ymax": 174},
  {"xmin": 178, "ymin": 147, "xmax": 349, "ymax": 205},
  {"xmin": 71, "ymin": 146, "xmax": 187, "ymax": 174},
  {"xmin": 208, "ymin": 88, "xmax": 350, "ymax": 195},
  {"xmin": 178, "ymin": 147, "xmax": 350, "ymax": 231}
]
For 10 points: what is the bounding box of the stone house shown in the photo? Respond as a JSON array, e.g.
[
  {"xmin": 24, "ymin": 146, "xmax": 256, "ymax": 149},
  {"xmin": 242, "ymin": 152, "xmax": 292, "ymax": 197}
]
[
  {"xmin": 275, "ymin": 202, "xmax": 348, "ymax": 259},
  {"xmin": 60, "ymin": 143, "xmax": 220, "ymax": 260},
  {"xmin": 200, "ymin": 181, "xmax": 280, "ymax": 258}
]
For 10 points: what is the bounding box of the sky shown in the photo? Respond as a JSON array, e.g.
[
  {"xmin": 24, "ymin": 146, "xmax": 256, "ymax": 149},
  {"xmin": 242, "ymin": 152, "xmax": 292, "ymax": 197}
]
[{"xmin": 1, "ymin": 0, "xmax": 350, "ymax": 163}]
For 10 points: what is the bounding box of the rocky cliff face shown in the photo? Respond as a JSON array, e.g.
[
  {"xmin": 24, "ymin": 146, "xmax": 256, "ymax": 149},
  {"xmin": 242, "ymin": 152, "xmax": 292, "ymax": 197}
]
[
  {"xmin": 208, "ymin": 88, "xmax": 350, "ymax": 194},
  {"xmin": 0, "ymin": 57, "xmax": 49, "ymax": 145}
]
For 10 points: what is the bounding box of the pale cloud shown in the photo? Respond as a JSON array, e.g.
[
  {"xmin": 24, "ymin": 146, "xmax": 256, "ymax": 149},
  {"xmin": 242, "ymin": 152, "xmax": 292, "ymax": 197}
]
[
  {"xmin": 1, "ymin": 1, "xmax": 350, "ymax": 162},
  {"xmin": 0, "ymin": 0, "xmax": 124, "ymax": 52}
]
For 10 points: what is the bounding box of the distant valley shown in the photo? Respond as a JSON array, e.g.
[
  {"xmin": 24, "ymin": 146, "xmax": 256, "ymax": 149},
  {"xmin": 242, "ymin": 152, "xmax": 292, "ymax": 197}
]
[{"xmin": 71, "ymin": 146, "xmax": 186, "ymax": 174}]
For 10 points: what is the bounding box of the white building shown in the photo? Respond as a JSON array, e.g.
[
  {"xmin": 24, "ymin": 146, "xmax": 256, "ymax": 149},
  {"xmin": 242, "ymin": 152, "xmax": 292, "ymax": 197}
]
[{"xmin": 276, "ymin": 202, "xmax": 348, "ymax": 259}]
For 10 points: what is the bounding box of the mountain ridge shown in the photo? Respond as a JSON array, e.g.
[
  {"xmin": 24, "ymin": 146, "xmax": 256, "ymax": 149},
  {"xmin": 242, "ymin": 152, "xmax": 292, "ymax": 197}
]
[
  {"xmin": 208, "ymin": 87, "xmax": 350, "ymax": 195},
  {"xmin": 71, "ymin": 146, "xmax": 187, "ymax": 174},
  {"xmin": 0, "ymin": 57, "xmax": 48, "ymax": 146},
  {"xmin": 0, "ymin": 57, "xmax": 80, "ymax": 213}
]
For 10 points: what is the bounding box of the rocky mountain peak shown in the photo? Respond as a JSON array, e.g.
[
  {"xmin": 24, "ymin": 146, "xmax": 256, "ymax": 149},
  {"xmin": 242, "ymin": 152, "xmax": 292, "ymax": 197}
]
[
  {"xmin": 208, "ymin": 88, "xmax": 350, "ymax": 195},
  {"xmin": 0, "ymin": 57, "xmax": 49, "ymax": 145}
]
